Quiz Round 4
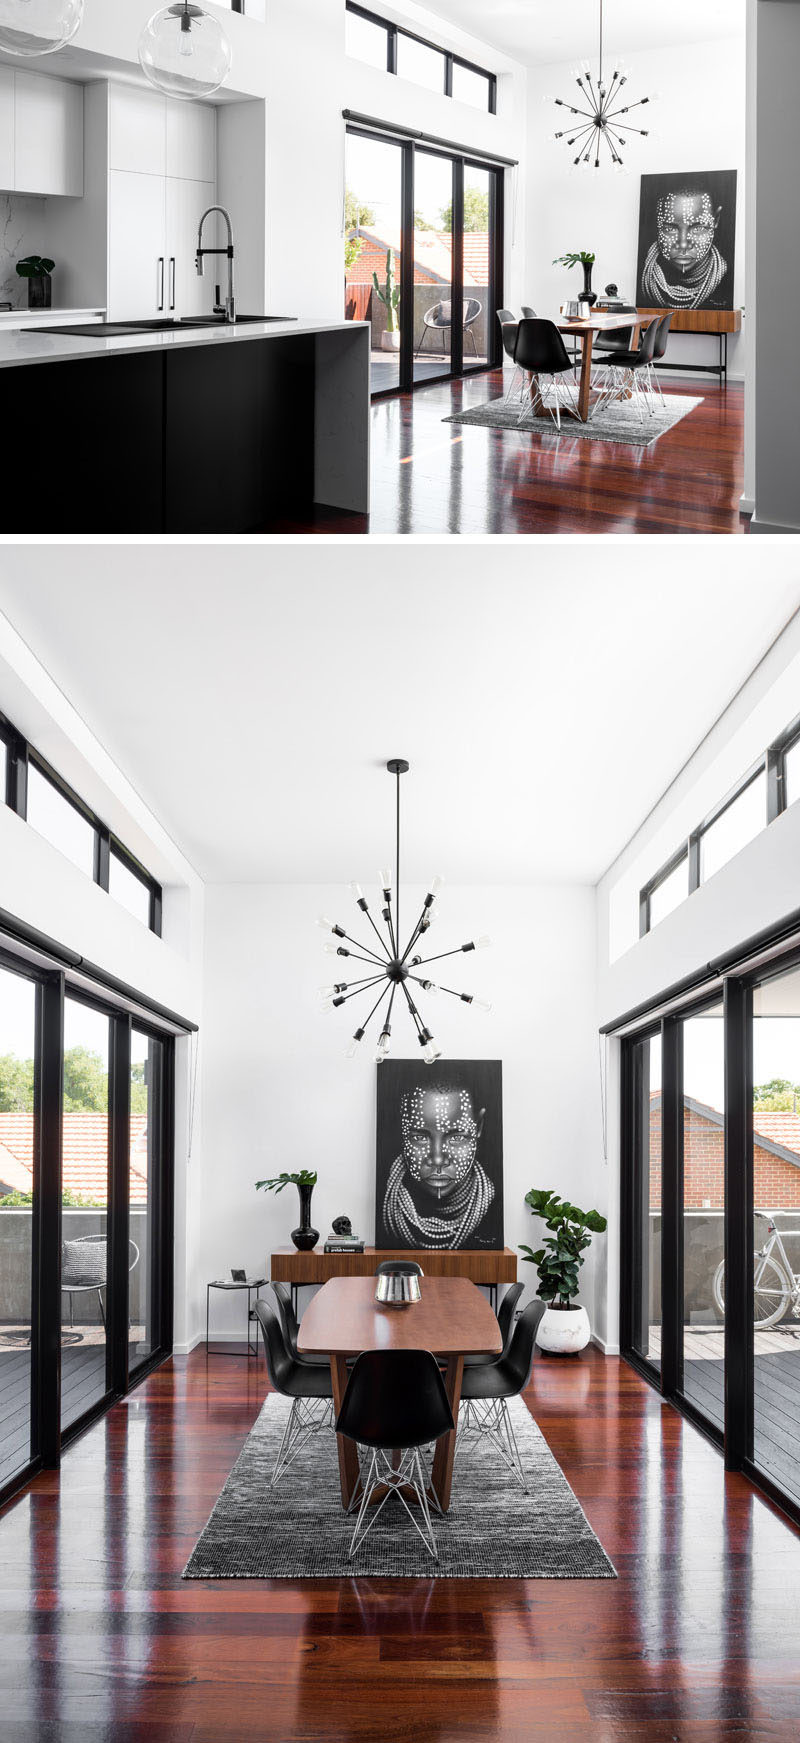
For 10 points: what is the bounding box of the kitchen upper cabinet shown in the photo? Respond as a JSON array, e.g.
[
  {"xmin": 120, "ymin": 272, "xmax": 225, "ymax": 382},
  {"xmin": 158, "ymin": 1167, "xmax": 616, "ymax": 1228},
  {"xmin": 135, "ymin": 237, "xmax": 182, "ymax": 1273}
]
[
  {"xmin": 165, "ymin": 178, "xmax": 216, "ymax": 316},
  {"xmin": 14, "ymin": 72, "xmax": 83, "ymax": 197},
  {"xmin": 108, "ymin": 83, "xmax": 166, "ymax": 178},
  {"xmin": 0, "ymin": 70, "xmax": 14, "ymax": 191},
  {"xmin": 166, "ymin": 100, "xmax": 216, "ymax": 184},
  {"xmin": 108, "ymin": 170, "xmax": 167, "ymax": 321}
]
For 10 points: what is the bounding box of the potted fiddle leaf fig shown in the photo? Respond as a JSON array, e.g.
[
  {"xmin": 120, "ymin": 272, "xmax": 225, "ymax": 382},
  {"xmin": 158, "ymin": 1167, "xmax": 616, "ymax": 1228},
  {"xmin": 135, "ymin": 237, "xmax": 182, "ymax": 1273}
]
[
  {"xmin": 16, "ymin": 255, "xmax": 55, "ymax": 310},
  {"xmin": 520, "ymin": 1188, "xmax": 607, "ymax": 1354},
  {"xmin": 256, "ymin": 1169, "xmax": 319, "ymax": 1251}
]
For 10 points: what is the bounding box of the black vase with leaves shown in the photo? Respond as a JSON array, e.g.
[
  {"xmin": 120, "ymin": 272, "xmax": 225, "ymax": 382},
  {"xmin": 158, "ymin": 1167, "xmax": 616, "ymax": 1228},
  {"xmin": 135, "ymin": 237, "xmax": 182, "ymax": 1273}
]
[
  {"xmin": 581, "ymin": 260, "xmax": 597, "ymax": 307},
  {"xmin": 16, "ymin": 255, "xmax": 54, "ymax": 311},
  {"xmin": 292, "ymin": 1182, "xmax": 319, "ymax": 1252}
]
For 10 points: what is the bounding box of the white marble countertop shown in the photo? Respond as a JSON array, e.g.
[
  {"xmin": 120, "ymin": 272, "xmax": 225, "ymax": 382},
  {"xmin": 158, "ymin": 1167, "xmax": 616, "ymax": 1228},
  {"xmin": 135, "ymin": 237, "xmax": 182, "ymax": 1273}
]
[
  {"xmin": 0, "ymin": 307, "xmax": 105, "ymax": 325},
  {"xmin": 0, "ymin": 317, "xmax": 369, "ymax": 369}
]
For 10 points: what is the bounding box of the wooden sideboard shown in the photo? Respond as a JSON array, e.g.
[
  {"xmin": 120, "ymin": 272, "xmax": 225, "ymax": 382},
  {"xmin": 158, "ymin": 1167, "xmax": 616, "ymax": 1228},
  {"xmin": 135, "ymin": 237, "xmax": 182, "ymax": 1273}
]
[
  {"xmin": 269, "ymin": 1245, "xmax": 518, "ymax": 1313},
  {"xmin": 637, "ymin": 306, "xmax": 742, "ymax": 382}
]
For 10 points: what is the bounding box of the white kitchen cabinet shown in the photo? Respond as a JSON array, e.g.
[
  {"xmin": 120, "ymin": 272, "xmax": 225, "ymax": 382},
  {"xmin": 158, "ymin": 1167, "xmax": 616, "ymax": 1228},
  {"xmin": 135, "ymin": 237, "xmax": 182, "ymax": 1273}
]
[
  {"xmin": 14, "ymin": 72, "xmax": 83, "ymax": 197},
  {"xmin": 108, "ymin": 82, "xmax": 166, "ymax": 178},
  {"xmin": 108, "ymin": 170, "xmax": 167, "ymax": 321},
  {"xmin": 0, "ymin": 69, "xmax": 14, "ymax": 190},
  {"xmin": 165, "ymin": 178, "xmax": 216, "ymax": 316},
  {"xmin": 166, "ymin": 99, "xmax": 216, "ymax": 184}
]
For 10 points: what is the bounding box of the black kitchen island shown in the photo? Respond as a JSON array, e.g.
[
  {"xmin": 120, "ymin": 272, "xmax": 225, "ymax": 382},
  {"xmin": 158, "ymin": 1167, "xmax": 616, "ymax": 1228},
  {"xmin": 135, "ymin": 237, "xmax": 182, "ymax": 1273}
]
[{"xmin": 0, "ymin": 319, "xmax": 370, "ymax": 534}]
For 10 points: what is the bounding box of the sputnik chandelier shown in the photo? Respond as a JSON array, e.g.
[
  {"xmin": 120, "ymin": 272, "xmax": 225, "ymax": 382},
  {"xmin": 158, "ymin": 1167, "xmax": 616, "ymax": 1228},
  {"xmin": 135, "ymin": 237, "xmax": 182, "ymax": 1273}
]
[
  {"xmin": 317, "ymin": 760, "xmax": 491, "ymax": 1064},
  {"xmin": 548, "ymin": 0, "xmax": 655, "ymax": 171}
]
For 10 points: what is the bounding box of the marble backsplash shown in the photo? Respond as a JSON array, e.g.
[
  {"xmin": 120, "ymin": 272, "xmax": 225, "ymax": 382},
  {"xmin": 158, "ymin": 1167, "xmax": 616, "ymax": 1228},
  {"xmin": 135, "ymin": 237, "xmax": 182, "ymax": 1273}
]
[{"xmin": 0, "ymin": 192, "xmax": 50, "ymax": 308}]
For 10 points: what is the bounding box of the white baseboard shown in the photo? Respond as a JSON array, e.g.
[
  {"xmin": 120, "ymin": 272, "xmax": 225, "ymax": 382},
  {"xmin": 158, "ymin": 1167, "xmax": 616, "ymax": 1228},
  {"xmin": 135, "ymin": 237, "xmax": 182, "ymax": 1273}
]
[
  {"xmin": 739, "ymin": 493, "xmax": 755, "ymax": 517},
  {"xmin": 750, "ymin": 516, "xmax": 800, "ymax": 535},
  {"xmin": 591, "ymin": 1333, "xmax": 620, "ymax": 1356}
]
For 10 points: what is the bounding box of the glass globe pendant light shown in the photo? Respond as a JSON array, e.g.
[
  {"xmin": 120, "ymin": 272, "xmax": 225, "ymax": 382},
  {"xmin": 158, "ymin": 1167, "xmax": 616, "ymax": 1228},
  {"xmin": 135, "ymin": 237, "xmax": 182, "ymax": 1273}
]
[
  {"xmin": 139, "ymin": 1, "xmax": 232, "ymax": 100},
  {"xmin": 0, "ymin": 0, "xmax": 83, "ymax": 57}
]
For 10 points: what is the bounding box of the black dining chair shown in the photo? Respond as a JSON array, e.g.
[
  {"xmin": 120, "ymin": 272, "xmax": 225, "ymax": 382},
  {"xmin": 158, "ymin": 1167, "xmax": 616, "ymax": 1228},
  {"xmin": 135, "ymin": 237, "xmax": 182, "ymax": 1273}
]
[
  {"xmin": 336, "ymin": 1348, "xmax": 454, "ymax": 1560},
  {"xmin": 590, "ymin": 303, "xmax": 638, "ymax": 386},
  {"xmin": 456, "ymin": 1298, "xmax": 546, "ymax": 1492},
  {"xmin": 648, "ymin": 311, "xmax": 674, "ymax": 408},
  {"xmin": 375, "ymin": 1259, "xmax": 424, "ymax": 1278},
  {"xmin": 463, "ymin": 1280, "xmax": 524, "ymax": 1368},
  {"xmin": 591, "ymin": 316, "xmax": 661, "ymax": 422},
  {"xmin": 497, "ymin": 308, "xmax": 523, "ymax": 406},
  {"xmin": 520, "ymin": 305, "xmax": 536, "ymax": 319},
  {"xmin": 513, "ymin": 319, "xmax": 577, "ymax": 431},
  {"xmin": 253, "ymin": 1298, "xmax": 334, "ymax": 1486},
  {"xmin": 267, "ymin": 1281, "xmax": 332, "ymax": 1370}
]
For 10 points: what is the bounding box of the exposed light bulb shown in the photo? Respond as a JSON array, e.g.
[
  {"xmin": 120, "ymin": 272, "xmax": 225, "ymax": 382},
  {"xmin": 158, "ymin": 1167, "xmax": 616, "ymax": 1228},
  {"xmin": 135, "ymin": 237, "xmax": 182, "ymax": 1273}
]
[
  {"xmin": 428, "ymin": 874, "xmax": 445, "ymax": 898},
  {"xmin": 421, "ymin": 981, "xmax": 438, "ymax": 995},
  {"xmin": 473, "ymin": 998, "xmax": 493, "ymax": 1014},
  {"xmin": 475, "ymin": 934, "xmax": 492, "ymax": 950},
  {"xmin": 317, "ymin": 915, "xmax": 334, "ymax": 931},
  {"xmin": 349, "ymin": 882, "xmax": 364, "ymax": 901},
  {"xmin": 178, "ymin": 13, "xmax": 193, "ymax": 55},
  {"xmin": 374, "ymin": 1031, "xmax": 391, "ymax": 1064},
  {"xmin": 320, "ymin": 999, "xmax": 334, "ymax": 1015},
  {"xmin": 345, "ymin": 1028, "xmax": 365, "ymax": 1060},
  {"xmin": 379, "ymin": 868, "xmax": 392, "ymax": 890},
  {"xmin": 423, "ymin": 1039, "xmax": 442, "ymax": 1065},
  {"xmin": 318, "ymin": 986, "xmax": 336, "ymax": 999}
]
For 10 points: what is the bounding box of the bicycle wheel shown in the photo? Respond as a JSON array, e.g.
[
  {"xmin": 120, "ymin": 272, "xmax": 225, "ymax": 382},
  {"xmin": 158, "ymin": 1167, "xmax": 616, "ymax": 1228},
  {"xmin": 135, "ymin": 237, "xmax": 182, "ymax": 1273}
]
[{"xmin": 712, "ymin": 1256, "xmax": 792, "ymax": 1330}]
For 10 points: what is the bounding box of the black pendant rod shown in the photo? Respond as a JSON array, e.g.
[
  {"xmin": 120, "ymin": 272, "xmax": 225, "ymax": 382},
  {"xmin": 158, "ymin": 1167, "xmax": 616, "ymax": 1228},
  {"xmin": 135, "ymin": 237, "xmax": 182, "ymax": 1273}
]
[{"xmin": 396, "ymin": 766, "xmax": 401, "ymax": 956}]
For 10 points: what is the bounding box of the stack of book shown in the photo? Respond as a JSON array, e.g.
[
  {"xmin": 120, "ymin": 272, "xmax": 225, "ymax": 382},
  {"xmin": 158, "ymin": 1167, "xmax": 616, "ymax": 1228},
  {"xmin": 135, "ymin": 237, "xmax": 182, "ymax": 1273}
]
[{"xmin": 324, "ymin": 1231, "xmax": 365, "ymax": 1254}]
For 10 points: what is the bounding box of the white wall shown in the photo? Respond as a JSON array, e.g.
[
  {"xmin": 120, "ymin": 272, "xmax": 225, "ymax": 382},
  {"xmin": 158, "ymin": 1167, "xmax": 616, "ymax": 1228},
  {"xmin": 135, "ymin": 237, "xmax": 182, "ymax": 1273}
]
[
  {"xmin": 525, "ymin": 35, "xmax": 746, "ymax": 377},
  {"xmin": 195, "ymin": 880, "xmax": 603, "ymax": 1347}
]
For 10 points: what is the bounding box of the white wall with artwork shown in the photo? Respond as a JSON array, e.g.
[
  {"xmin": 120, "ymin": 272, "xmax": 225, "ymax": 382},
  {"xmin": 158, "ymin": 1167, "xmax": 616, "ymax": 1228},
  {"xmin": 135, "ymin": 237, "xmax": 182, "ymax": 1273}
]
[
  {"xmin": 195, "ymin": 880, "xmax": 602, "ymax": 1348},
  {"xmin": 525, "ymin": 32, "xmax": 746, "ymax": 376}
]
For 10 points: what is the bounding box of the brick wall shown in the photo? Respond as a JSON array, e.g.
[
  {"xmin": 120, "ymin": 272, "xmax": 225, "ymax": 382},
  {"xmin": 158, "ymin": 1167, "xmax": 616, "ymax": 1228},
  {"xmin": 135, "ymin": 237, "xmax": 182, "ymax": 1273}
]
[{"xmin": 647, "ymin": 1102, "xmax": 800, "ymax": 1209}]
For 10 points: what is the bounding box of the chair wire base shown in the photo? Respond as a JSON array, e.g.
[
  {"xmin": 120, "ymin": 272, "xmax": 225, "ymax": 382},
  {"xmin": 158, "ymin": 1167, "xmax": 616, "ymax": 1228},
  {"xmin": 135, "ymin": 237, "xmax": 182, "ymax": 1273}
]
[
  {"xmin": 270, "ymin": 1396, "xmax": 334, "ymax": 1487},
  {"xmin": 518, "ymin": 371, "xmax": 578, "ymax": 432},
  {"xmin": 347, "ymin": 1446, "xmax": 440, "ymax": 1560},
  {"xmin": 590, "ymin": 362, "xmax": 657, "ymax": 424},
  {"xmin": 455, "ymin": 1397, "xmax": 529, "ymax": 1493}
]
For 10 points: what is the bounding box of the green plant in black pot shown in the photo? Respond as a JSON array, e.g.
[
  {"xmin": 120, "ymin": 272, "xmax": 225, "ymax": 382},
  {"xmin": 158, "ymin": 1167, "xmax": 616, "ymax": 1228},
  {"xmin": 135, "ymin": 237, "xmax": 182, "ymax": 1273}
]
[
  {"xmin": 519, "ymin": 1188, "xmax": 607, "ymax": 1353},
  {"xmin": 256, "ymin": 1169, "xmax": 319, "ymax": 1251},
  {"xmin": 16, "ymin": 255, "xmax": 55, "ymax": 310},
  {"xmin": 552, "ymin": 250, "xmax": 596, "ymax": 306}
]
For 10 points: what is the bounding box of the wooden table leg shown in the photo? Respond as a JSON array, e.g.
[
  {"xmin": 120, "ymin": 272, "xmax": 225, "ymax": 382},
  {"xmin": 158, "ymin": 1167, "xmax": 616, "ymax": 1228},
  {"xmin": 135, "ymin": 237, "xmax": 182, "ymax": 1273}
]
[
  {"xmin": 431, "ymin": 1353, "xmax": 464, "ymax": 1513},
  {"xmin": 330, "ymin": 1354, "xmax": 361, "ymax": 1510},
  {"xmin": 576, "ymin": 331, "xmax": 594, "ymax": 422}
]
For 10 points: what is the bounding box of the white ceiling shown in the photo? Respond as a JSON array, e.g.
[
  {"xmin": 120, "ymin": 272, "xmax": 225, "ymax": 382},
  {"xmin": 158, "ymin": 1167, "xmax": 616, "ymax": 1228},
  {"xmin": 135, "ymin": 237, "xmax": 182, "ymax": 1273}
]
[
  {"xmin": 0, "ymin": 545, "xmax": 797, "ymax": 888},
  {"xmin": 421, "ymin": 0, "xmax": 744, "ymax": 66}
]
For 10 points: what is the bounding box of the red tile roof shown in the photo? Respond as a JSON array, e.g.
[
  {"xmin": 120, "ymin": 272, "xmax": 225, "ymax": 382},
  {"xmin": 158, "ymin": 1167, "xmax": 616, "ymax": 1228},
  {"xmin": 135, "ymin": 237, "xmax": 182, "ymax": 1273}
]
[
  {"xmin": 346, "ymin": 228, "xmax": 490, "ymax": 288},
  {"xmin": 752, "ymin": 1109, "xmax": 800, "ymax": 1158},
  {"xmin": 0, "ymin": 1113, "xmax": 149, "ymax": 1204}
]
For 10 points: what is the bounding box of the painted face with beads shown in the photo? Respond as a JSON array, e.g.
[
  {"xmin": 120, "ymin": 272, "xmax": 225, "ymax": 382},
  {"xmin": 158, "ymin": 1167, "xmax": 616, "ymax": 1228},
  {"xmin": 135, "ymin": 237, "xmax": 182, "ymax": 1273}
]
[
  {"xmin": 655, "ymin": 190, "xmax": 720, "ymax": 273},
  {"xmin": 401, "ymin": 1086, "xmax": 485, "ymax": 1201}
]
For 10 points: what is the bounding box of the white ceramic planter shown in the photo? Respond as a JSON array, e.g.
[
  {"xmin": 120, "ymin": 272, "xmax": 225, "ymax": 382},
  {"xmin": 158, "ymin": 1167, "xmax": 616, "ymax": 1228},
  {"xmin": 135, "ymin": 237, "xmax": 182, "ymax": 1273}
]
[
  {"xmin": 381, "ymin": 330, "xmax": 401, "ymax": 351},
  {"xmin": 536, "ymin": 1303, "xmax": 591, "ymax": 1355}
]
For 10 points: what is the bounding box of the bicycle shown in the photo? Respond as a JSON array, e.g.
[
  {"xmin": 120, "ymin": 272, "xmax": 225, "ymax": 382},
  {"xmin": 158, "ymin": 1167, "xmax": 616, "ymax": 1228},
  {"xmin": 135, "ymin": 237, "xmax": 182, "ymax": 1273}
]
[{"xmin": 713, "ymin": 1212, "xmax": 800, "ymax": 1331}]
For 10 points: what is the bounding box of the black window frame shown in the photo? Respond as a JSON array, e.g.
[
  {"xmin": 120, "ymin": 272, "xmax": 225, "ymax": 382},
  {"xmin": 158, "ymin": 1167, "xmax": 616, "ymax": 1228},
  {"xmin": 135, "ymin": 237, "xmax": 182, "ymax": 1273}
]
[
  {"xmin": 0, "ymin": 709, "xmax": 162, "ymax": 937},
  {"xmin": 0, "ymin": 941, "xmax": 178, "ymax": 1512},
  {"xmin": 638, "ymin": 709, "xmax": 800, "ymax": 939},
  {"xmin": 345, "ymin": 2, "xmax": 498, "ymax": 114}
]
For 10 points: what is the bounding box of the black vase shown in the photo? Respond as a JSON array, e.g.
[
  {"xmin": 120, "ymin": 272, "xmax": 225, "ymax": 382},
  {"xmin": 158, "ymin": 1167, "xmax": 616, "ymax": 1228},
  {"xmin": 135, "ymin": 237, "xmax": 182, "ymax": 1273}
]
[
  {"xmin": 581, "ymin": 261, "xmax": 597, "ymax": 307},
  {"xmin": 291, "ymin": 1182, "xmax": 319, "ymax": 1252},
  {"xmin": 27, "ymin": 275, "xmax": 52, "ymax": 310}
]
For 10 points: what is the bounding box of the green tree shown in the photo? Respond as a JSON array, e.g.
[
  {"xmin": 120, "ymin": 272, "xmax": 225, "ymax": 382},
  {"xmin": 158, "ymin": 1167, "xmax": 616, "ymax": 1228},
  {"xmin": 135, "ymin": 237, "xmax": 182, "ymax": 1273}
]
[
  {"xmin": 414, "ymin": 209, "xmax": 436, "ymax": 231},
  {"xmin": 345, "ymin": 189, "xmax": 376, "ymax": 233},
  {"xmin": 63, "ymin": 1045, "xmax": 108, "ymax": 1113},
  {"xmin": 0, "ymin": 1053, "xmax": 34, "ymax": 1111},
  {"xmin": 130, "ymin": 1061, "xmax": 148, "ymax": 1116},
  {"xmin": 753, "ymin": 1078, "xmax": 800, "ymax": 1112},
  {"xmin": 440, "ymin": 187, "xmax": 490, "ymax": 232}
]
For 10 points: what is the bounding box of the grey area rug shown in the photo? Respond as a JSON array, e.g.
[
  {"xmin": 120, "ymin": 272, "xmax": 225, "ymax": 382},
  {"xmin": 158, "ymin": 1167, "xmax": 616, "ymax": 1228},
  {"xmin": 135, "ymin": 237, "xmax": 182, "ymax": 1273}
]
[
  {"xmin": 183, "ymin": 1394, "xmax": 615, "ymax": 1580},
  {"xmin": 444, "ymin": 388, "xmax": 703, "ymax": 447}
]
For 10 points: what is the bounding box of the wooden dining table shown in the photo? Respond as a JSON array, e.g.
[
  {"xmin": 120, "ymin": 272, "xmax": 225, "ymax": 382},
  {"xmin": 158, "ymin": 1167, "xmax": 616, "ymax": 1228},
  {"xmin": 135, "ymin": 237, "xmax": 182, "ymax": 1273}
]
[
  {"xmin": 532, "ymin": 311, "xmax": 645, "ymax": 424},
  {"xmin": 297, "ymin": 1275, "xmax": 503, "ymax": 1513}
]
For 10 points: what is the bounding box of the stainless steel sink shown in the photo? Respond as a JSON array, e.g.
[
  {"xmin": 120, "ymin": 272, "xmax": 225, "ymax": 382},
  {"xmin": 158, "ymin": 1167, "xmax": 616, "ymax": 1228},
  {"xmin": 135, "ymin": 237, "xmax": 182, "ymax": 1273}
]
[{"xmin": 36, "ymin": 316, "xmax": 297, "ymax": 338}]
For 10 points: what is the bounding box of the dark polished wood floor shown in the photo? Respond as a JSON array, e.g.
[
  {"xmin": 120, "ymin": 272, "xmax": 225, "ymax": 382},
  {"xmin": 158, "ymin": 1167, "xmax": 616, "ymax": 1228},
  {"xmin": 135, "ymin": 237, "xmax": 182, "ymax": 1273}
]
[
  {"xmin": 1, "ymin": 1343, "xmax": 799, "ymax": 1740},
  {"xmin": 269, "ymin": 370, "xmax": 747, "ymax": 537}
]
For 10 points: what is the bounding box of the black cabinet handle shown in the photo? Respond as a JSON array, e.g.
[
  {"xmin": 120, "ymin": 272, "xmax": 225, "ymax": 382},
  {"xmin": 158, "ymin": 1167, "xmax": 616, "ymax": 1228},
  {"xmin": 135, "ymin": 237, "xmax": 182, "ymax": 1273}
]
[
  {"xmin": 157, "ymin": 256, "xmax": 164, "ymax": 312},
  {"xmin": 169, "ymin": 257, "xmax": 176, "ymax": 312}
]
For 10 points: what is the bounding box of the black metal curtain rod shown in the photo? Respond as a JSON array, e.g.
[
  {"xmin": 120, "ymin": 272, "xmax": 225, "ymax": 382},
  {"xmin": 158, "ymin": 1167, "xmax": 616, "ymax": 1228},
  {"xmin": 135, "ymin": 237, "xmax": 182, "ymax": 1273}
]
[
  {"xmin": 0, "ymin": 904, "xmax": 198, "ymax": 1035},
  {"xmin": 342, "ymin": 109, "xmax": 518, "ymax": 168}
]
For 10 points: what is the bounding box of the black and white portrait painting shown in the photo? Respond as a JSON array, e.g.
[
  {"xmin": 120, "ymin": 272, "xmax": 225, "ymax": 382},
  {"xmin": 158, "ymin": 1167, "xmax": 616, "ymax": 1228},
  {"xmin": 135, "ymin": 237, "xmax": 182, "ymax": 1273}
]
[
  {"xmin": 376, "ymin": 1060, "xmax": 504, "ymax": 1251},
  {"xmin": 636, "ymin": 170, "xmax": 737, "ymax": 311}
]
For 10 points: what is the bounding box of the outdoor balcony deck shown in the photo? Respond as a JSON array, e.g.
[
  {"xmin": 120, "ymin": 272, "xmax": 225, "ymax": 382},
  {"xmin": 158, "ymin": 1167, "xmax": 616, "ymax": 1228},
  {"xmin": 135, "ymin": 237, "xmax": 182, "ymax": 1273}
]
[{"xmin": 649, "ymin": 1324, "xmax": 800, "ymax": 1508}]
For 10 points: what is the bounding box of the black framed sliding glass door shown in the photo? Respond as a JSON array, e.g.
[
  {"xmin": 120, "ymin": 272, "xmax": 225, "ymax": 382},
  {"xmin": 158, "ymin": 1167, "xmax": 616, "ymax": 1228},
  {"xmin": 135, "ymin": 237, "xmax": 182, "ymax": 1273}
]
[
  {"xmin": 621, "ymin": 940, "xmax": 800, "ymax": 1526},
  {"xmin": 344, "ymin": 124, "xmax": 503, "ymax": 398},
  {"xmin": 0, "ymin": 944, "xmax": 176, "ymax": 1507}
]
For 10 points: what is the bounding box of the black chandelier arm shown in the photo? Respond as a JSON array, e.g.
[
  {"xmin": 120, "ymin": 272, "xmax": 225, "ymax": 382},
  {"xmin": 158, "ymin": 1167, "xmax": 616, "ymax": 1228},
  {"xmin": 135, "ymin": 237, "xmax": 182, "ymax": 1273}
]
[
  {"xmin": 606, "ymin": 118, "xmax": 649, "ymax": 135},
  {"xmin": 336, "ymin": 928, "xmax": 386, "ymax": 963},
  {"xmin": 352, "ymin": 979, "xmax": 393, "ymax": 1035},
  {"xmin": 359, "ymin": 905, "xmax": 393, "ymax": 960},
  {"xmin": 342, "ymin": 971, "xmax": 392, "ymax": 992},
  {"xmin": 563, "ymin": 123, "xmax": 600, "ymax": 147},
  {"xmin": 606, "ymin": 95, "xmax": 651, "ymax": 118},
  {"xmin": 337, "ymin": 974, "xmax": 390, "ymax": 1006},
  {"xmin": 399, "ymin": 907, "xmax": 430, "ymax": 965},
  {"xmin": 339, "ymin": 947, "xmax": 393, "ymax": 969},
  {"xmin": 555, "ymin": 100, "xmax": 599, "ymax": 121},
  {"xmin": 409, "ymin": 975, "xmax": 471, "ymax": 1004},
  {"xmin": 399, "ymin": 979, "xmax": 427, "ymax": 1040},
  {"xmin": 409, "ymin": 944, "xmax": 477, "ymax": 968}
]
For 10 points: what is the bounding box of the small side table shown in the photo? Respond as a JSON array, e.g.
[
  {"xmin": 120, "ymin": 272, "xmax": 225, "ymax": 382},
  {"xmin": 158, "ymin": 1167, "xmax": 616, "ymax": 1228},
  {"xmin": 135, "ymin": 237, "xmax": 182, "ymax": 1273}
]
[{"xmin": 206, "ymin": 1278, "xmax": 267, "ymax": 1358}]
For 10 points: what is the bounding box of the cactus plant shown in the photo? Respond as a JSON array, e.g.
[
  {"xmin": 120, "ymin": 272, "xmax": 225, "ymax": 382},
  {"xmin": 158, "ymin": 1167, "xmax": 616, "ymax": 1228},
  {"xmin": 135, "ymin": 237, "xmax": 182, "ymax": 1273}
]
[{"xmin": 372, "ymin": 247, "xmax": 401, "ymax": 335}]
